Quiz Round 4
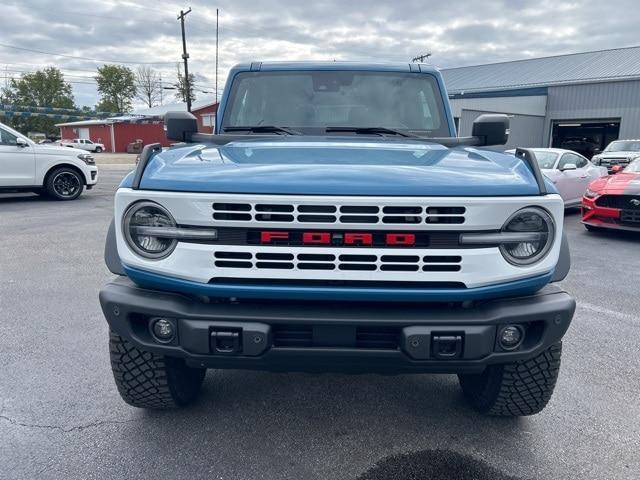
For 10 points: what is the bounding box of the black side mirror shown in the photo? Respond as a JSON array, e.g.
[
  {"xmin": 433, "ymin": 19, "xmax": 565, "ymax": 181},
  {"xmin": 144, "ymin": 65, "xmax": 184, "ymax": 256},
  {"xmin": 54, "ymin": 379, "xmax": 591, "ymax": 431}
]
[
  {"xmin": 165, "ymin": 111, "xmax": 198, "ymax": 142},
  {"xmin": 472, "ymin": 114, "xmax": 510, "ymax": 146}
]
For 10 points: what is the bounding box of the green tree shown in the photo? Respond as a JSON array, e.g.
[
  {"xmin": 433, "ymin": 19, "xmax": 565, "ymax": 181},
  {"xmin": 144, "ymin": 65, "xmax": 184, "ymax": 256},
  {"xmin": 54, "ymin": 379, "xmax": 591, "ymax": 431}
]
[
  {"xmin": 95, "ymin": 64, "xmax": 136, "ymax": 113},
  {"xmin": 1, "ymin": 67, "xmax": 76, "ymax": 137},
  {"xmin": 173, "ymin": 64, "xmax": 196, "ymax": 104}
]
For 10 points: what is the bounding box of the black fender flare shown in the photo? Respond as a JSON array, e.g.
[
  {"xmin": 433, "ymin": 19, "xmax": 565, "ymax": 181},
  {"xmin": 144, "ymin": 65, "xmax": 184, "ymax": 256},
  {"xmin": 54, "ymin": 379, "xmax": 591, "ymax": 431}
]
[
  {"xmin": 105, "ymin": 218, "xmax": 125, "ymax": 275},
  {"xmin": 551, "ymin": 232, "xmax": 571, "ymax": 282}
]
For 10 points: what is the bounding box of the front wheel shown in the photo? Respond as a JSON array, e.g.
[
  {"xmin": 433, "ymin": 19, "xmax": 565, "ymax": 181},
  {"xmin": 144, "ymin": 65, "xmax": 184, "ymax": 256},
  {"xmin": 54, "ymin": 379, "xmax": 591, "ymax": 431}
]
[
  {"xmin": 45, "ymin": 167, "xmax": 84, "ymax": 200},
  {"xmin": 95, "ymin": 146, "xmax": 103, "ymax": 153},
  {"xmin": 109, "ymin": 331, "xmax": 206, "ymax": 409},
  {"xmin": 458, "ymin": 343, "xmax": 562, "ymax": 416}
]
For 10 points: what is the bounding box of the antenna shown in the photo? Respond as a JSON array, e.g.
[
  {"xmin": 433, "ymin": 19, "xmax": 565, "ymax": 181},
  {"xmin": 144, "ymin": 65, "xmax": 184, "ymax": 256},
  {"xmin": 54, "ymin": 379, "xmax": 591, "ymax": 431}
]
[{"xmin": 412, "ymin": 53, "xmax": 432, "ymax": 63}]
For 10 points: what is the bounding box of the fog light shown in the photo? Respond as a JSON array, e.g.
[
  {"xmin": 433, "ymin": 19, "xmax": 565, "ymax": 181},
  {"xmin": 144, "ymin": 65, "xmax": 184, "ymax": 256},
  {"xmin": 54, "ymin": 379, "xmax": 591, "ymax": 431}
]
[
  {"xmin": 151, "ymin": 318, "xmax": 175, "ymax": 342},
  {"xmin": 499, "ymin": 325, "xmax": 523, "ymax": 350}
]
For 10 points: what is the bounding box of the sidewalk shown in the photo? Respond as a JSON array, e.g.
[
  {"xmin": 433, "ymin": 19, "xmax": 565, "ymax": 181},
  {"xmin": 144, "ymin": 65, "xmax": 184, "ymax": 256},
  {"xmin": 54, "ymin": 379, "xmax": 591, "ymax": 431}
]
[{"xmin": 94, "ymin": 153, "xmax": 136, "ymax": 165}]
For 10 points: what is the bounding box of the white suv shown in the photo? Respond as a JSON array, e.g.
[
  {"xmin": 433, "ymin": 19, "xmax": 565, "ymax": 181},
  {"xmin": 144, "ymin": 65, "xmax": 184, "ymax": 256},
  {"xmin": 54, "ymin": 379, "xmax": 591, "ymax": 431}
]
[
  {"xmin": 0, "ymin": 122, "xmax": 99, "ymax": 200},
  {"xmin": 63, "ymin": 138, "xmax": 105, "ymax": 153}
]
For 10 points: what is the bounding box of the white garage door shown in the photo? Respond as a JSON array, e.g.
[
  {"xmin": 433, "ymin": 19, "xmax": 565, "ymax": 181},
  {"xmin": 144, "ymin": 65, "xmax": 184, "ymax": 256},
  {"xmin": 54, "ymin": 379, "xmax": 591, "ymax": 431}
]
[{"xmin": 78, "ymin": 128, "xmax": 90, "ymax": 140}]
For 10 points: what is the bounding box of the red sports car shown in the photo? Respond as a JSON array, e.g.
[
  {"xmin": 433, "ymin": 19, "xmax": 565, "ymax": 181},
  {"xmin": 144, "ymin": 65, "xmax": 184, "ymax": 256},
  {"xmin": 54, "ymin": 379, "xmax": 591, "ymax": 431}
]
[{"xmin": 582, "ymin": 159, "xmax": 640, "ymax": 231}]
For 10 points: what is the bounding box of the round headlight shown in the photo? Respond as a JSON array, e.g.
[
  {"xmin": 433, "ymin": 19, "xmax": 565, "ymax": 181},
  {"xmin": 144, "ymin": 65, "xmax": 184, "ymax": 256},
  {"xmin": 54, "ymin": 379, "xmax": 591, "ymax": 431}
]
[
  {"xmin": 123, "ymin": 201, "xmax": 177, "ymax": 259},
  {"xmin": 500, "ymin": 207, "xmax": 555, "ymax": 266}
]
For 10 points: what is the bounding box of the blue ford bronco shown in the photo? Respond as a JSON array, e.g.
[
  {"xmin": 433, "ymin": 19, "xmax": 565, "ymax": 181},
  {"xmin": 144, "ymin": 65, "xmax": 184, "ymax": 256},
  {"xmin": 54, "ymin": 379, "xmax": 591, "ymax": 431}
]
[{"xmin": 101, "ymin": 62, "xmax": 575, "ymax": 415}]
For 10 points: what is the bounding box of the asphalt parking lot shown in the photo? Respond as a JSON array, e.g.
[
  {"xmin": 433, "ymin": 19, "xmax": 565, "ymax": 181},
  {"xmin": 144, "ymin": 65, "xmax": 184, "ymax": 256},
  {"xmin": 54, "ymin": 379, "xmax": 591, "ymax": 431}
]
[{"xmin": 1, "ymin": 166, "xmax": 639, "ymax": 480}]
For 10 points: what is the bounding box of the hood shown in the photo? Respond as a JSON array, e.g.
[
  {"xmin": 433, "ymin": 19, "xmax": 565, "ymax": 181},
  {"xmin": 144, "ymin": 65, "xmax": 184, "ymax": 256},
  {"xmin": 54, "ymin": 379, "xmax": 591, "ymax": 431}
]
[
  {"xmin": 597, "ymin": 151, "xmax": 640, "ymax": 159},
  {"xmin": 33, "ymin": 144, "xmax": 86, "ymax": 156},
  {"xmin": 590, "ymin": 172, "xmax": 640, "ymax": 195},
  {"xmin": 130, "ymin": 137, "xmax": 548, "ymax": 196}
]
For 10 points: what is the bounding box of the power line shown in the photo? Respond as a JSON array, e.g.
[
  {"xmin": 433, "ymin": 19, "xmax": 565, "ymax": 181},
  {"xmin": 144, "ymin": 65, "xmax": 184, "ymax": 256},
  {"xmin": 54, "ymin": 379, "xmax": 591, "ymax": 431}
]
[{"xmin": 0, "ymin": 42, "xmax": 175, "ymax": 65}]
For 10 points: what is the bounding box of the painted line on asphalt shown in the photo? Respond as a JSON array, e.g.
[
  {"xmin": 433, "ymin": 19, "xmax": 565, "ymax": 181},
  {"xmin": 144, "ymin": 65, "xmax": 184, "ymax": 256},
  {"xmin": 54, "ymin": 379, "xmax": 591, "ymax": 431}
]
[{"xmin": 577, "ymin": 301, "xmax": 638, "ymax": 323}]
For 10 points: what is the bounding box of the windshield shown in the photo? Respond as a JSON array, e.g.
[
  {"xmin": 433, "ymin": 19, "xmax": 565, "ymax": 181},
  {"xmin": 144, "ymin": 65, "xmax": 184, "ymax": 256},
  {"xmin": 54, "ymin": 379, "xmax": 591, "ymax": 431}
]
[
  {"xmin": 624, "ymin": 159, "xmax": 640, "ymax": 173},
  {"xmin": 605, "ymin": 140, "xmax": 640, "ymax": 152},
  {"xmin": 221, "ymin": 70, "xmax": 449, "ymax": 136},
  {"xmin": 532, "ymin": 151, "xmax": 559, "ymax": 169}
]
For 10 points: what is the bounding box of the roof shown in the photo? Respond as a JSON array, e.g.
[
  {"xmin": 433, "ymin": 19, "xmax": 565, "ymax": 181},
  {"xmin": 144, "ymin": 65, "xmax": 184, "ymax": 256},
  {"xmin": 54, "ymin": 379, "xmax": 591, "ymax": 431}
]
[
  {"xmin": 231, "ymin": 61, "xmax": 439, "ymax": 74},
  {"xmin": 133, "ymin": 97, "xmax": 218, "ymax": 116},
  {"xmin": 55, "ymin": 115, "xmax": 161, "ymax": 127},
  {"xmin": 441, "ymin": 45, "xmax": 640, "ymax": 94}
]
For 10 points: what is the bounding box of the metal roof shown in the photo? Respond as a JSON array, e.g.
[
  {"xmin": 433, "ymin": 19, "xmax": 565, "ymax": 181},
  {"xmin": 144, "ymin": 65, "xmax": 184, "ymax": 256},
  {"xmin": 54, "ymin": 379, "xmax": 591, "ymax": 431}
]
[
  {"xmin": 441, "ymin": 46, "xmax": 640, "ymax": 94},
  {"xmin": 133, "ymin": 97, "xmax": 218, "ymax": 116}
]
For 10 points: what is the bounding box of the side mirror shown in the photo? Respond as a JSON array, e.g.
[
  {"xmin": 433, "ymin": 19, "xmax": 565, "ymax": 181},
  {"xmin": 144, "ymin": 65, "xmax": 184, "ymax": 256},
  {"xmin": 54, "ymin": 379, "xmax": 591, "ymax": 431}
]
[
  {"xmin": 16, "ymin": 137, "xmax": 28, "ymax": 148},
  {"xmin": 560, "ymin": 163, "xmax": 577, "ymax": 172},
  {"xmin": 610, "ymin": 165, "xmax": 624, "ymax": 174},
  {"xmin": 164, "ymin": 111, "xmax": 198, "ymax": 142},
  {"xmin": 471, "ymin": 114, "xmax": 510, "ymax": 146}
]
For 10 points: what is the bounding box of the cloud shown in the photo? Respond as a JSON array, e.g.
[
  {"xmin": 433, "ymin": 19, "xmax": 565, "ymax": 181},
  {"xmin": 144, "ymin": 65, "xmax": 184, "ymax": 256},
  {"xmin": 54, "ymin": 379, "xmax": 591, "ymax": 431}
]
[{"xmin": 1, "ymin": 0, "xmax": 638, "ymax": 106}]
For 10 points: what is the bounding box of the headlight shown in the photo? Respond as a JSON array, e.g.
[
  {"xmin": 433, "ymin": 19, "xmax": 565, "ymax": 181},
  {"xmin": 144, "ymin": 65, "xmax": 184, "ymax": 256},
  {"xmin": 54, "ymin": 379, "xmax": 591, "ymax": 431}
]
[
  {"xmin": 77, "ymin": 153, "xmax": 95, "ymax": 164},
  {"xmin": 123, "ymin": 201, "xmax": 178, "ymax": 259},
  {"xmin": 584, "ymin": 188, "xmax": 599, "ymax": 198},
  {"xmin": 499, "ymin": 207, "xmax": 555, "ymax": 266}
]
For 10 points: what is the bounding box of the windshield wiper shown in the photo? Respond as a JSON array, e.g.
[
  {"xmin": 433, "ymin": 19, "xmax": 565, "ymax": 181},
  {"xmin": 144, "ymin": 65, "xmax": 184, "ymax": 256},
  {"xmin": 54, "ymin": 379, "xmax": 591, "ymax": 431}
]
[
  {"xmin": 223, "ymin": 125, "xmax": 302, "ymax": 135},
  {"xmin": 325, "ymin": 126, "xmax": 418, "ymax": 138}
]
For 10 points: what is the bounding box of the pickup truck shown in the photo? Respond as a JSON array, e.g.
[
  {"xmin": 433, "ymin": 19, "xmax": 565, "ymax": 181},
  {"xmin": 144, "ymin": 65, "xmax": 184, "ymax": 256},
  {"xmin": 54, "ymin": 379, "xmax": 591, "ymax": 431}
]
[
  {"xmin": 63, "ymin": 138, "xmax": 105, "ymax": 153},
  {"xmin": 101, "ymin": 62, "xmax": 575, "ymax": 416}
]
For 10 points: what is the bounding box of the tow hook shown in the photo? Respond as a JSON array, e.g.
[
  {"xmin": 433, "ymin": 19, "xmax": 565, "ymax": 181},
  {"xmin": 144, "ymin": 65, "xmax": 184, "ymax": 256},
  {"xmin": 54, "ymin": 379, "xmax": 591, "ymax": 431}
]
[{"xmin": 210, "ymin": 329, "xmax": 242, "ymax": 354}]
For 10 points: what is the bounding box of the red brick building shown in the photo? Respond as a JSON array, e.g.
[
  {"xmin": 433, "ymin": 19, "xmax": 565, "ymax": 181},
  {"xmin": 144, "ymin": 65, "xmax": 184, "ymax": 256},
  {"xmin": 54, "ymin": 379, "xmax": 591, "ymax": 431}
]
[{"xmin": 57, "ymin": 99, "xmax": 218, "ymax": 153}]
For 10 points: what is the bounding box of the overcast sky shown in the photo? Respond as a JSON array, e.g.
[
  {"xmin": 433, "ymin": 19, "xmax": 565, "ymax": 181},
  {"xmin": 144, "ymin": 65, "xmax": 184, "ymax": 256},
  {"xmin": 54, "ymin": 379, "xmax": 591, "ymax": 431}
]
[{"xmin": 1, "ymin": 0, "xmax": 638, "ymax": 108}]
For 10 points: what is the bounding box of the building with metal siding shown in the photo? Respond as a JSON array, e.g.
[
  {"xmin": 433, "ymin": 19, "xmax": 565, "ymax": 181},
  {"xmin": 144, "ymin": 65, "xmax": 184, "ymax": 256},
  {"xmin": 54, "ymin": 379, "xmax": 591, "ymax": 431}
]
[{"xmin": 441, "ymin": 46, "xmax": 640, "ymax": 157}]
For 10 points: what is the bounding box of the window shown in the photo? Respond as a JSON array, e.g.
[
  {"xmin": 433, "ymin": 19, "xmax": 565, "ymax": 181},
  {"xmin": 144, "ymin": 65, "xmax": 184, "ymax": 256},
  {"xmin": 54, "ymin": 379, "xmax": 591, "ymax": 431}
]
[
  {"xmin": 574, "ymin": 155, "xmax": 588, "ymax": 168},
  {"xmin": 221, "ymin": 70, "xmax": 449, "ymax": 136},
  {"xmin": 558, "ymin": 153, "xmax": 582, "ymax": 170},
  {"xmin": 0, "ymin": 128, "xmax": 18, "ymax": 146},
  {"xmin": 531, "ymin": 151, "xmax": 558, "ymax": 169},
  {"xmin": 202, "ymin": 114, "xmax": 215, "ymax": 127}
]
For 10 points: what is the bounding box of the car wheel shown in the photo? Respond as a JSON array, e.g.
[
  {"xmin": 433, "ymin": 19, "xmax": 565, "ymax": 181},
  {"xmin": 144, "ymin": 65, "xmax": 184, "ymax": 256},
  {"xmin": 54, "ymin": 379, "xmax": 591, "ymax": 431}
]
[
  {"xmin": 458, "ymin": 343, "xmax": 562, "ymax": 416},
  {"xmin": 109, "ymin": 330, "xmax": 206, "ymax": 409},
  {"xmin": 95, "ymin": 146, "xmax": 103, "ymax": 153},
  {"xmin": 45, "ymin": 167, "xmax": 84, "ymax": 200}
]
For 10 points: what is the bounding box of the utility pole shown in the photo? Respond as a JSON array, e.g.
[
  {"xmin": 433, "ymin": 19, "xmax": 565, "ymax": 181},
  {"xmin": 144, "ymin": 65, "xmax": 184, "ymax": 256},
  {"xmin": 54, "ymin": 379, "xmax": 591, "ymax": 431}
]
[
  {"xmin": 214, "ymin": 8, "xmax": 219, "ymax": 131},
  {"xmin": 412, "ymin": 53, "xmax": 432, "ymax": 63},
  {"xmin": 177, "ymin": 8, "xmax": 192, "ymax": 111}
]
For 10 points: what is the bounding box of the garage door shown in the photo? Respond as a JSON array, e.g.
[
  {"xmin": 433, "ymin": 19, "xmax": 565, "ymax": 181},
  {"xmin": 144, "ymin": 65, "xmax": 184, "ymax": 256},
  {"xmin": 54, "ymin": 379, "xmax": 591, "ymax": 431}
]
[
  {"xmin": 551, "ymin": 120, "xmax": 620, "ymax": 159},
  {"xmin": 77, "ymin": 128, "xmax": 90, "ymax": 140}
]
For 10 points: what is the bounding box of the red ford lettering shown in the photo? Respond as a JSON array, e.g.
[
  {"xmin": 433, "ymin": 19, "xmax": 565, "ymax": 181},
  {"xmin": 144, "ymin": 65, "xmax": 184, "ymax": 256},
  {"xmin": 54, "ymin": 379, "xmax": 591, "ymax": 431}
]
[
  {"xmin": 260, "ymin": 231, "xmax": 290, "ymax": 243},
  {"xmin": 303, "ymin": 232, "xmax": 331, "ymax": 244},
  {"xmin": 344, "ymin": 233, "xmax": 373, "ymax": 246},
  {"xmin": 385, "ymin": 233, "xmax": 416, "ymax": 246}
]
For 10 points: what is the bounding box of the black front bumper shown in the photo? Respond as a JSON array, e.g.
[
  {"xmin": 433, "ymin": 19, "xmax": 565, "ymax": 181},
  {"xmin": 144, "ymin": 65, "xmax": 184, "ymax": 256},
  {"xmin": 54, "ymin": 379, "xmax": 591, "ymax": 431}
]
[{"xmin": 99, "ymin": 277, "xmax": 575, "ymax": 374}]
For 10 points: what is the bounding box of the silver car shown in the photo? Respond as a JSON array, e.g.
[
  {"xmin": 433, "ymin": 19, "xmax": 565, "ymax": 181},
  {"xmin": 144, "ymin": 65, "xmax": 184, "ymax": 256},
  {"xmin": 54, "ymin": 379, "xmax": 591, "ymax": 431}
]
[{"xmin": 507, "ymin": 148, "xmax": 608, "ymax": 207}]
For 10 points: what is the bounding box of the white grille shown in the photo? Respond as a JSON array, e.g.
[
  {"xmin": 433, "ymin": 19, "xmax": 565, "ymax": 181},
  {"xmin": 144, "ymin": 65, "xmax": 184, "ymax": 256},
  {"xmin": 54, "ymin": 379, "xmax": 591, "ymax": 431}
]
[
  {"xmin": 212, "ymin": 202, "xmax": 465, "ymax": 225},
  {"xmin": 213, "ymin": 250, "xmax": 462, "ymax": 273}
]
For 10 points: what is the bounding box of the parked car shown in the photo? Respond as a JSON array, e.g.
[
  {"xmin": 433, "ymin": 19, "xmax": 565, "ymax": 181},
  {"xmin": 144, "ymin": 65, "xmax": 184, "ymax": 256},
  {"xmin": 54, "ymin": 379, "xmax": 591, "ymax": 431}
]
[
  {"xmin": 62, "ymin": 138, "xmax": 105, "ymax": 153},
  {"xmin": 591, "ymin": 140, "xmax": 640, "ymax": 173},
  {"xmin": 582, "ymin": 158, "xmax": 640, "ymax": 232},
  {"xmin": 558, "ymin": 136, "xmax": 600, "ymax": 159},
  {"xmin": 0, "ymin": 121, "xmax": 98, "ymax": 200},
  {"xmin": 506, "ymin": 148, "xmax": 607, "ymax": 207},
  {"xmin": 101, "ymin": 62, "xmax": 574, "ymax": 416}
]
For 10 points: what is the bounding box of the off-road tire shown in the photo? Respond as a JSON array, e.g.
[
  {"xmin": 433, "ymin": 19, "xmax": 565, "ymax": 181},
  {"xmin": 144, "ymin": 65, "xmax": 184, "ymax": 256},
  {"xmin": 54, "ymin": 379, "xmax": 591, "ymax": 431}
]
[
  {"xmin": 458, "ymin": 343, "xmax": 562, "ymax": 416},
  {"xmin": 109, "ymin": 331, "xmax": 206, "ymax": 409}
]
